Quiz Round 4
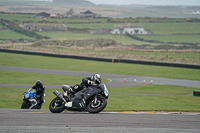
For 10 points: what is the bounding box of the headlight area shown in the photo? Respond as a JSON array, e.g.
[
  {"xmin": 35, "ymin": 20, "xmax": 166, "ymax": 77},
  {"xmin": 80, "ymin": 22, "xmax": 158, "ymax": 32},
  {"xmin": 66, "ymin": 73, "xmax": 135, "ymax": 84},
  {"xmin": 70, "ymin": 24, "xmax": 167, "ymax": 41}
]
[{"xmin": 25, "ymin": 94, "xmax": 29, "ymax": 99}]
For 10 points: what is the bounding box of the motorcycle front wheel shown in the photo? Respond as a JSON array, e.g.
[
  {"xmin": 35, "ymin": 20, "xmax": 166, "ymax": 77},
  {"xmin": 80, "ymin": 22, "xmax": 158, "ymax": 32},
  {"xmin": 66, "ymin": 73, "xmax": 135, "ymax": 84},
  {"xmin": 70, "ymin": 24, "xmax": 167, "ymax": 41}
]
[
  {"xmin": 87, "ymin": 97, "xmax": 107, "ymax": 113},
  {"xmin": 21, "ymin": 101, "xmax": 30, "ymax": 109},
  {"xmin": 49, "ymin": 97, "xmax": 65, "ymax": 113}
]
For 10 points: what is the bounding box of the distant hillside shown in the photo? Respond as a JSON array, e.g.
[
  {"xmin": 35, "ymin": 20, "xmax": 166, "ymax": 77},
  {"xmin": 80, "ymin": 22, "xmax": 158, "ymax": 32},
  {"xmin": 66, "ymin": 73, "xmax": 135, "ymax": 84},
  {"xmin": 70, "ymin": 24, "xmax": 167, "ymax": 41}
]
[{"xmin": 53, "ymin": 0, "xmax": 95, "ymax": 6}]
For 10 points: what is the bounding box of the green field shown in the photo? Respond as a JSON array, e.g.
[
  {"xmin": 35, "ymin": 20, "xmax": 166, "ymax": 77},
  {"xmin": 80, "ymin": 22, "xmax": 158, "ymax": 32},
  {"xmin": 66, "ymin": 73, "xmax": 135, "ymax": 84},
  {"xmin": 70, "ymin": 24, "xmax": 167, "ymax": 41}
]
[
  {"xmin": 37, "ymin": 32, "xmax": 151, "ymax": 45},
  {"xmin": 1, "ymin": 52, "xmax": 200, "ymax": 81},
  {"xmin": 139, "ymin": 35, "xmax": 200, "ymax": 43},
  {"xmin": 140, "ymin": 22, "xmax": 200, "ymax": 34},
  {"xmin": 0, "ymin": 52, "xmax": 200, "ymax": 112},
  {"xmin": 0, "ymin": 23, "xmax": 5, "ymax": 28},
  {"xmin": 0, "ymin": 30, "xmax": 35, "ymax": 40},
  {"xmin": 108, "ymin": 93, "xmax": 200, "ymax": 112},
  {"xmin": 0, "ymin": 14, "xmax": 108, "ymax": 24},
  {"xmin": 1, "ymin": 13, "xmax": 199, "ymax": 67},
  {"xmin": 0, "ymin": 14, "xmax": 36, "ymax": 21},
  {"xmin": 0, "ymin": 70, "xmax": 83, "ymax": 85},
  {"xmin": 65, "ymin": 22, "xmax": 200, "ymax": 35},
  {"xmin": 1, "ymin": 12, "xmax": 200, "ymax": 112},
  {"xmin": 0, "ymin": 85, "xmax": 199, "ymax": 112},
  {"xmin": 1, "ymin": 13, "xmax": 200, "ymax": 44},
  {"xmin": 0, "ymin": 70, "xmax": 108, "ymax": 85}
]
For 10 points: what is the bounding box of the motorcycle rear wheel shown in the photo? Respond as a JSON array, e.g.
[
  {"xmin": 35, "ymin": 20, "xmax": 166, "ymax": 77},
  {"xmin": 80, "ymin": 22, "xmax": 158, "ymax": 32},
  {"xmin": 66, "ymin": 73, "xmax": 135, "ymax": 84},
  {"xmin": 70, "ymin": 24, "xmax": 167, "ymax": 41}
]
[
  {"xmin": 87, "ymin": 97, "xmax": 107, "ymax": 113},
  {"xmin": 49, "ymin": 97, "xmax": 65, "ymax": 113}
]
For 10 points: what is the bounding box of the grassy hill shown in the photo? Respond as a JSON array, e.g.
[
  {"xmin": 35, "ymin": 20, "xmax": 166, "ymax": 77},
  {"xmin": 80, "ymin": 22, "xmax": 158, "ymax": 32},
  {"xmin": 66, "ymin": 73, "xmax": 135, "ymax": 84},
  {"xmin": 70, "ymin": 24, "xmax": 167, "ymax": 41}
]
[{"xmin": 0, "ymin": 0, "xmax": 200, "ymax": 18}]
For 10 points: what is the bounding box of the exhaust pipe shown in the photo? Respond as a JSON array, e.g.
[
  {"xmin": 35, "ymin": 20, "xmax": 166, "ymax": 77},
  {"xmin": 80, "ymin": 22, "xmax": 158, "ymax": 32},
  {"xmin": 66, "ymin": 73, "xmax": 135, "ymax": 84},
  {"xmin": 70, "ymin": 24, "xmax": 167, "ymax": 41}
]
[{"xmin": 53, "ymin": 90, "xmax": 67, "ymax": 103}]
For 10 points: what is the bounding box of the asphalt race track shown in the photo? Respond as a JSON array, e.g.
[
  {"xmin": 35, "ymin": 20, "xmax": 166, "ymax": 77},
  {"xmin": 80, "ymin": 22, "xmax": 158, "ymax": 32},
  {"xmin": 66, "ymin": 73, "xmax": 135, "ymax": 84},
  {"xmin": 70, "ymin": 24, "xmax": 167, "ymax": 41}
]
[
  {"xmin": 0, "ymin": 109, "xmax": 200, "ymax": 133},
  {"xmin": 0, "ymin": 65, "xmax": 200, "ymax": 132}
]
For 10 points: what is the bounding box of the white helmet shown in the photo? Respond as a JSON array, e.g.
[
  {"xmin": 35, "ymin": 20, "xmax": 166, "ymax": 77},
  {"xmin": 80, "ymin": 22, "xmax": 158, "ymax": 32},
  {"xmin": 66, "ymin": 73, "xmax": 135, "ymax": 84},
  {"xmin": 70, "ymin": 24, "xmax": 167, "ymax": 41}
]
[{"xmin": 92, "ymin": 73, "xmax": 101, "ymax": 84}]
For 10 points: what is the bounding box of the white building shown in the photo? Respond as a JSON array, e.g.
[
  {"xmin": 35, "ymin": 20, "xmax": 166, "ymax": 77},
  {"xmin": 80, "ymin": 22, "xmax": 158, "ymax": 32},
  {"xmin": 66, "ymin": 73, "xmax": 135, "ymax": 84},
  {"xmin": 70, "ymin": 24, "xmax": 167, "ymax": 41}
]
[
  {"xmin": 110, "ymin": 24, "xmax": 148, "ymax": 35},
  {"xmin": 193, "ymin": 11, "xmax": 200, "ymax": 14},
  {"xmin": 23, "ymin": 23, "xmax": 67, "ymax": 31}
]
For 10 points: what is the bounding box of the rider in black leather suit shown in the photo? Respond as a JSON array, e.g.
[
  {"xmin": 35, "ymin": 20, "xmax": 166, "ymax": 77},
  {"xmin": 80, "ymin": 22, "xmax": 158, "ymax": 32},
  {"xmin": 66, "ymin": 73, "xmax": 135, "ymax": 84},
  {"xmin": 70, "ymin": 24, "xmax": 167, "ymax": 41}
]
[
  {"xmin": 29, "ymin": 80, "xmax": 45, "ymax": 108},
  {"xmin": 64, "ymin": 73, "xmax": 102, "ymax": 108}
]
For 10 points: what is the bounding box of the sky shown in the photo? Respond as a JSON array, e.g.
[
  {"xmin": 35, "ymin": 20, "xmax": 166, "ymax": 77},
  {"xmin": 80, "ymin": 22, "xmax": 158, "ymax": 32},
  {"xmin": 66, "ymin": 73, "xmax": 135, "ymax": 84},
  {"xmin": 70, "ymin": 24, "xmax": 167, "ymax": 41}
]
[{"xmin": 87, "ymin": 0, "xmax": 200, "ymax": 6}]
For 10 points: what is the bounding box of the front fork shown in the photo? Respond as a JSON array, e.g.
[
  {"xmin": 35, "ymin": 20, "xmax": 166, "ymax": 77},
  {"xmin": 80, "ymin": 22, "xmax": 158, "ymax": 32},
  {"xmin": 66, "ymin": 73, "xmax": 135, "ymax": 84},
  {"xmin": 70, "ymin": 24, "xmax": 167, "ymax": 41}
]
[{"xmin": 93, "ymin": 94, "xmax": 98, "ymax": 105}]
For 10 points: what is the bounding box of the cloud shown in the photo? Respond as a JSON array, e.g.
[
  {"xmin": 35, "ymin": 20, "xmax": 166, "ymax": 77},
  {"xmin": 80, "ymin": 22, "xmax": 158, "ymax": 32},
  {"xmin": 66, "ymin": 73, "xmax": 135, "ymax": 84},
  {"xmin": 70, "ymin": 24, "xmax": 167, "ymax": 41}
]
[{"xmin": 87, "ymin": 0, "xmax": 200, "ymax": 5}]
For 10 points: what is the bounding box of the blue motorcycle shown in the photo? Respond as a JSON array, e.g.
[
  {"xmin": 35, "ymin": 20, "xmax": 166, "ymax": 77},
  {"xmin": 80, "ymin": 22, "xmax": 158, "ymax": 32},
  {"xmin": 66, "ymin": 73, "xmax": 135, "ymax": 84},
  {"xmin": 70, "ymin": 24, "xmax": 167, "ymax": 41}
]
[{"xmin": 21, "ymin": 89, "xmax": 44, "ymax": 109}]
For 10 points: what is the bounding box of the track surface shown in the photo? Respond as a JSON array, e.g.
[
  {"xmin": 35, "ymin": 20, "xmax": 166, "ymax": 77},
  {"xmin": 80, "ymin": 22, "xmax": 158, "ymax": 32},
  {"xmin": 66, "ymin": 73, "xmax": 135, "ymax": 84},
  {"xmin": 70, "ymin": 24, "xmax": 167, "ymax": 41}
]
[
  {"xmin": 1, "ymin": 65, "xmax": 200, "ymax": 132},
  {"xmin": 0, "ymin": 109, "xmax": 200, "ymax": 133}
]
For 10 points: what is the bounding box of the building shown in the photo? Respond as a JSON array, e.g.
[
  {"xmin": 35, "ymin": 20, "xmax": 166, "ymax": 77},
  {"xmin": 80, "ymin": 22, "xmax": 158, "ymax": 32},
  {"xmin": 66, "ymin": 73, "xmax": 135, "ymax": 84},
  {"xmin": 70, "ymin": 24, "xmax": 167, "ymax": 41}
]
[
  {"xmin": 80, "ymin": 10, "xmax": 101, "ymax": 18},
  {"xmin": 50, "ymin": 14, "xmax": 58, "ymax": 18},
  {"xmin": 23, "ymin": 23, "xmax": 67, "ymax": 31},
  {"xmin": 193, "ymin": 11, "xmax": 200, "ymax": 14},
  {"xmin": 68, "ymin": 10, "xmax": 101, "ymax": 19},
  {"xmin": 66, "ymin": 9, "xmax": 75, "ymax": 16},
  {"xmin": 36, "ymin": 12, "xmax": 50, "ymax": 18},
  {"xmin": 110, "ymin": 24, "xmax": 149, "ymax": 35},
  {"xmin": 35, "ymin": 9, "xmax": 102, "ymax": 19}
]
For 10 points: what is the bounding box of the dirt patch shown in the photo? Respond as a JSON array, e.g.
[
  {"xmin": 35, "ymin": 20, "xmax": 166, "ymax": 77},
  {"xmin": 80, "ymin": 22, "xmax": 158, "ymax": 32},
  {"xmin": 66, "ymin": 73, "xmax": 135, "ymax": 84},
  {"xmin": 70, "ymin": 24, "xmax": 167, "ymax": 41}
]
[{"xmin": 32, "ymin": 38, "xmax": 121, "ymax": 47}]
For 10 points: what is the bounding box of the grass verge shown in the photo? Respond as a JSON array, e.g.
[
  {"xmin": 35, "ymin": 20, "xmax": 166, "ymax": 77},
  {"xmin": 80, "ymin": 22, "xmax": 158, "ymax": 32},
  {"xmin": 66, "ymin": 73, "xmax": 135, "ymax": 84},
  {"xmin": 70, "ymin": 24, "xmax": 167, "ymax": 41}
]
[
  {"xmin": 0, "ymin": 52, "xmax": 200, "ymax": 81},
  {"xmin": 0, "ymin": 52, "xmax": 200, "ymax": 112},
  {"xmin": 0, "ymin": 70, "xmax": 109, "ymax": 85},
  {"xmin": 0, "ymin": 85, "xmax": 199, "ymax": 112},
  {"xmin": 0, "ymin": 70, "xmax": 82, "ymax": 85},
  {"xmin": 0, "ymin": 30, "xmax": 35, "ymax": 40}
]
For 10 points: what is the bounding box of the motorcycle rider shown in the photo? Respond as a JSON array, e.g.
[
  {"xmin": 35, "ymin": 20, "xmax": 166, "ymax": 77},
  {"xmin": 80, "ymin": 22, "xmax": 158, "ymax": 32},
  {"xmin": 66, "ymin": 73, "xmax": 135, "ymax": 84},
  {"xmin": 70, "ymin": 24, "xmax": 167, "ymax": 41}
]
[
  {"xmin": 29, "ymin": 80, "xmax": 45, "ymax": 108},
  {"xmin": 64, "ymin": 73, "xmax": 102, "ymax": 108}
]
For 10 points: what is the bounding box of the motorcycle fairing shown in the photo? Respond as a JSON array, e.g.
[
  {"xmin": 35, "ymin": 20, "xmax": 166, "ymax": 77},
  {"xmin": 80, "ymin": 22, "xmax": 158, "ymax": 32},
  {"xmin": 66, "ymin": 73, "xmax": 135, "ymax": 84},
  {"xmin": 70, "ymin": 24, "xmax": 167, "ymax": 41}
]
[
  {"xmin": 23, "ymin": 91, "xmax": 37, "ymax": 99},
  {"xmin": 99, "ymin": 83, "xmax": 109, "ymax": 98},
  {"xmin": 28, "ymin": 98, "xmax": 37, "ymax": 109},
  {"xmin": 70, "ymin": 86, "xmax": 103, "ymax": 110},
  {"xmin": 23, "ymin": 90, "xmax": 37, "ymax": 109},
  {"xmin": 62, "ymin": 85, "xmax": 72, "ymax": 92}
]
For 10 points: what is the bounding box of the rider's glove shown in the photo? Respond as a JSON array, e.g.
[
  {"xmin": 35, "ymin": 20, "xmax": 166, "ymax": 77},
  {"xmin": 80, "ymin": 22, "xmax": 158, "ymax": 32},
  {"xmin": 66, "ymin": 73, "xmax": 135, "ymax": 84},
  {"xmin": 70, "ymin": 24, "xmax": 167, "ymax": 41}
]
[
  {"xmin": 72, "ymin": 85, "xmax": 79, "ymax": 90},
  {"xmin": 67, "ymin": 87, "xmax": 73, "ymax": 94},
  {"xmin": 64, "ymin": 87, "xmax": 73, "ymax": 97}
]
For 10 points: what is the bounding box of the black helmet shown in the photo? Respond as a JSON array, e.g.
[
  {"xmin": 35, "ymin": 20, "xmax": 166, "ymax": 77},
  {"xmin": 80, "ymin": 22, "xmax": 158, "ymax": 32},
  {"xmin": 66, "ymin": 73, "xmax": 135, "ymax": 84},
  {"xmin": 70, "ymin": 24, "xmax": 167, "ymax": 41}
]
[
  {"xmin": 36, "ymin": 80, "xmax": 42, "ymax": 85},
  {"xmin": 92, "ymin": 73, "xmax": 101, "ymax": 84}
]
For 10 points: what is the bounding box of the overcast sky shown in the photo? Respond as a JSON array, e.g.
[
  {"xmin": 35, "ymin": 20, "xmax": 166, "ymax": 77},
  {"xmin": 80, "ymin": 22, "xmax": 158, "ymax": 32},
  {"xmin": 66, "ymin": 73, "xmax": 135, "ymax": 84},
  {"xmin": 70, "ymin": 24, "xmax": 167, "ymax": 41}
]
[{"xmin": 87, "ymin": 0, "xmax": 200, "ymax": 5}]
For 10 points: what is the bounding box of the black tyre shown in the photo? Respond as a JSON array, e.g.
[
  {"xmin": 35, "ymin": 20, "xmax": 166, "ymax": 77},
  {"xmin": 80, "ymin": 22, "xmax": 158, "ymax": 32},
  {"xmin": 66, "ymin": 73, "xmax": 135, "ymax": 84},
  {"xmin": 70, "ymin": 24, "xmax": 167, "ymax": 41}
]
[
  {"xmin": 21, "ymin": 101, "xmax": 30, "ymax": 109},
  {"xmin": 49, "ymin": 97, "xmax": 65, "ymax": 113},
  {"xmin": 36, "ymin": 104, "xmax": 42, "ymax": 109},
  {"xmin": 87, "ymin": 97, "xmax": 107, "ymax": 113},
  {"xmin": 193, "ymin": 90, "xmax": 200, "ymax": 96}
]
